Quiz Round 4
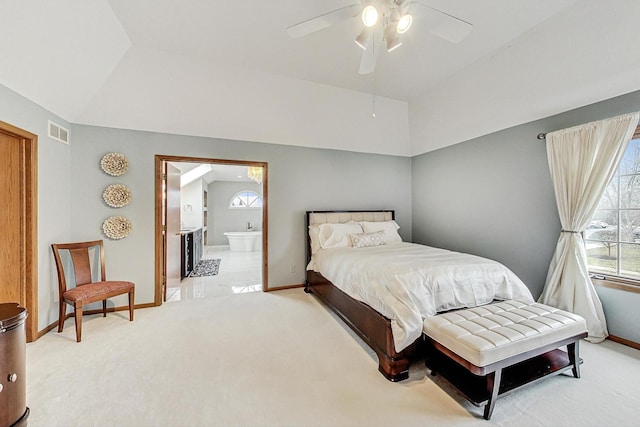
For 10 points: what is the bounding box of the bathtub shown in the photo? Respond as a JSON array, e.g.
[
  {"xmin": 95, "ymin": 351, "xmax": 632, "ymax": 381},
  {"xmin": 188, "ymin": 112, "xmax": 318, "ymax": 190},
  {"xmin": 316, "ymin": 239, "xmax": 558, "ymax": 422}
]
[{"xmin": 224, "ymin": 231, "xmax": 262, "ymax": 252}]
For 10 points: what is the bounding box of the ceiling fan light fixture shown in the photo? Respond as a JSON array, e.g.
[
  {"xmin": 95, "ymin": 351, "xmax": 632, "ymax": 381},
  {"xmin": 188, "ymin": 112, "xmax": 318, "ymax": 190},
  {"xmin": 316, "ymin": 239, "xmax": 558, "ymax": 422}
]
[
  {"xmin": 396, "ymin": 14, "xmax": 412, "ymax": 34},
  {"xmin": 384, "ymin": 24, "xmax": 403, "ymax": 52},
  {"xmin": 286, "ymin": 2, "xmax": 473, "ymax": 77},
  {"xmin": 354, "ymin": 28, "xmax": 370, "ymax": 50},
  {"xmin": 361, "ymin": 5, "xmax": 379, "ymax": 28}
]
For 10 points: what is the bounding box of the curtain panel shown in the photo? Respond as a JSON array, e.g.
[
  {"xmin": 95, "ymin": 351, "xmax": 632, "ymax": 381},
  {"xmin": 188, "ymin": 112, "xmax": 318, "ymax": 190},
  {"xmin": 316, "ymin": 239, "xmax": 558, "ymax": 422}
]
[{"xmin": 540, "ymin": 111, "xmax": 640, "ymax": 342}]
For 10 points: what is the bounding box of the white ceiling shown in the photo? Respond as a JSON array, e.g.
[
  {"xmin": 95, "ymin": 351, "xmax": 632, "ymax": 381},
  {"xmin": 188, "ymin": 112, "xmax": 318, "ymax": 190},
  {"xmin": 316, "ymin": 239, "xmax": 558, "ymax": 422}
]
[
  {"xmin": 107, "ymin": 0, "xmax": 580, "ymax": 100},
  {"xmin": 0, "ymin": 0, "xmax": 639, "ymax": 155}
]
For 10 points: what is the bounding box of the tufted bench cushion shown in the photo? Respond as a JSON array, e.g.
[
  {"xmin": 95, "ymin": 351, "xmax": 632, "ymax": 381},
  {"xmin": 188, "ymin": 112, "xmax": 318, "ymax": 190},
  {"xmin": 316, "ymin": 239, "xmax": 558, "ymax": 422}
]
[{"xmin": 423, "ymin": 300, "xmax": 587, "ymax": 368}]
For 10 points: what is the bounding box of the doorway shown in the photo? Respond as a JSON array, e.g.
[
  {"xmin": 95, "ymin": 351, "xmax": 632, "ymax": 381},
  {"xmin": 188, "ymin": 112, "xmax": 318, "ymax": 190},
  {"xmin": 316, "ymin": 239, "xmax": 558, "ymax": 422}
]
[
  {"xmin": 154, "ymin": 155, "xmax": 268, "ymax": 305},
  {"xmin": 0, "ymin": 121, "xmax": 38, "ymax": 341}
]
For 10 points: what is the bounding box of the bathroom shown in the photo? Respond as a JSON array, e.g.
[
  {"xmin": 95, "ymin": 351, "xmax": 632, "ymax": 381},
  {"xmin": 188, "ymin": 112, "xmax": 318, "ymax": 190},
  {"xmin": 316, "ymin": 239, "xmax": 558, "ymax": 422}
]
[{"xmin": 170, "ymin": 161, "xmax": 264, "ymax": 300}]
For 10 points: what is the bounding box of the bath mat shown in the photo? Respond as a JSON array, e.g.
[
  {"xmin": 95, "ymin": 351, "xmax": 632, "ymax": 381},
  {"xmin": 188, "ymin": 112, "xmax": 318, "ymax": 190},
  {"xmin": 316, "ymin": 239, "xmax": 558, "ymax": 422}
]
[{"xmin": 189, "ymin": 259, "xmax": 221, "ymax": 277}]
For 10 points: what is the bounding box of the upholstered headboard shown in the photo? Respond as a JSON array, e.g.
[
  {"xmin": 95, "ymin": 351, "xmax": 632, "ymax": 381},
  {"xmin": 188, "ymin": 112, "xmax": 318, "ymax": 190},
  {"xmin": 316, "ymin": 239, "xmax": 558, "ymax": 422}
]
[
  {"xmin": 307, "ymin": 210, "xmax": 394, "ymax": 226},
  {"xmin": 305, "ymin": 210, "xmax": 395, "ymax": 264}
]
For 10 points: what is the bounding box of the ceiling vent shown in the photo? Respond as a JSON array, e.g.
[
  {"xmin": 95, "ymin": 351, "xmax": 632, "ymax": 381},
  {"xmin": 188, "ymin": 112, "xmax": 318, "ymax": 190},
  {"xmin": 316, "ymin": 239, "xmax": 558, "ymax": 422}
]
[{"xmin": 48, "ymin": 120, "xmax": 69, "ymax": 144}]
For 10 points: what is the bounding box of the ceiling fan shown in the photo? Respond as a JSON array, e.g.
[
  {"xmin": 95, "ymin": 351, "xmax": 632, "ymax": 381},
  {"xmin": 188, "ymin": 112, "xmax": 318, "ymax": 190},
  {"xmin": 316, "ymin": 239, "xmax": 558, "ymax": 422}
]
[{"xmin": 287, "ymin": 0, "xmax": 473, "ymax": 75}]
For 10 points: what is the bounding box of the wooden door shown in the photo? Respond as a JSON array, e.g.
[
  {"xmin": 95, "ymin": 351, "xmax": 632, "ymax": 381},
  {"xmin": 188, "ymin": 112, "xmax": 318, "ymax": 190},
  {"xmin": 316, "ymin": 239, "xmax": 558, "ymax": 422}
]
[
  {"xmin": 0, "ymin": 132, "xmax": 22, "ymax": 303},
  {"xmin": 0, "ymin": 121, "xmax": 37, "ymax": 341},
  {"xmin": 164, "ymin": 162, "xmax": 181, "ymax": 300}
]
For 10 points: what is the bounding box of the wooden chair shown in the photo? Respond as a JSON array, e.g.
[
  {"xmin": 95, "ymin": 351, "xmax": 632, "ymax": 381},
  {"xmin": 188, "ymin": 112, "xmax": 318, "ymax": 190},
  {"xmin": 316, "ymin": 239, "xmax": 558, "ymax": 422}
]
[{"xmin": 51, "ymin": 240, "xmax": 135, "ymax": 342}]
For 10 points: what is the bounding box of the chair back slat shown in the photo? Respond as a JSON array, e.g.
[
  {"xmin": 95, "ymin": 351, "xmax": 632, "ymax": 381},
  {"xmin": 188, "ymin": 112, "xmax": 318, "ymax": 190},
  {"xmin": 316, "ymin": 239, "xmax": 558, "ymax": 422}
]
[
  {"xmin": 51, "ymin": 240, "xmax": 104, "ymax": 294},
  {"xmin": 69, "ymin": 248, "xmax": 93, "ymax": 286}
]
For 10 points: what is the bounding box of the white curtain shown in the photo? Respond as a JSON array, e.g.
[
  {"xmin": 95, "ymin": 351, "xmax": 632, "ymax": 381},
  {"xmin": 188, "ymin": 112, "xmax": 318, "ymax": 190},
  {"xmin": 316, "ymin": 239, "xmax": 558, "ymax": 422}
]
[{"xmin": 540, "ymin": 111, "xmax": 640, "ymax": 343}]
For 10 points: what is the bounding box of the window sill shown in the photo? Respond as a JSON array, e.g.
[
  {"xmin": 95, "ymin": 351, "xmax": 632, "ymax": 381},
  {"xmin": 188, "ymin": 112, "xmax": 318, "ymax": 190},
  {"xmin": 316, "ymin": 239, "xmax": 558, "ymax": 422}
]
[{"xmin": 591, "ymin": 275, "xmax": 640, "ymax": 294}]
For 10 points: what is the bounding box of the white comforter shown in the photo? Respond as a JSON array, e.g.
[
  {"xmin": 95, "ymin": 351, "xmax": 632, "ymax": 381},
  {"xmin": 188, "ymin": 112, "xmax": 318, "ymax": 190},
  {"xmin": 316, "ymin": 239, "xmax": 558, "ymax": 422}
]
[{"xmin": 313, "ymin": 242, "xmax": 534, "ymax": 352}]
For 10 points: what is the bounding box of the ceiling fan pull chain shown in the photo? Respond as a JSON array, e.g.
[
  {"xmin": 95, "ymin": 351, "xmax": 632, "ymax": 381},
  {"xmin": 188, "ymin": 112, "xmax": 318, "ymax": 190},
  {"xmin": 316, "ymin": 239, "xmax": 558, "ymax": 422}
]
[
  {"xmin": 372, "ymin": 94, "xmax": 376, "ymax": 118},
  {"xmin": 372, "ymin": 71, "xmax": 377, "ymax": 118}
]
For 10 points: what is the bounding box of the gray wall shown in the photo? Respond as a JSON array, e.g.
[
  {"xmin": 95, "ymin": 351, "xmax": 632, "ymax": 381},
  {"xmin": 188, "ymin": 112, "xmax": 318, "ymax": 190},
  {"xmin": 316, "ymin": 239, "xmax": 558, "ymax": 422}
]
[
  {"xmin": 596, "ymin": 285, "xmax": 640, "ymax": 343},
  {"xmin": 411, "ymin": 120, "xmax": 558, "ymax": 297},
  {"xmin": 208, "ymin": 181, "xmax": 263, "ymax": 245},
  {"xmin": 0, "ymin": 83, "xmax": 411, "ymax": 331},
  {"xmin": 68, "ymin": 125, "xmax": 412, "ymax": 306},
  {"xmin": 411, "ymin": 90, "xmax": 640, "ymax": 342},
  {"xmin": 4, "ymin": 77, "xmax": 639, "ymax": 344},
  {"xmin": 0, "ymin": 84, "xmax": 73, "ymax": 330}
]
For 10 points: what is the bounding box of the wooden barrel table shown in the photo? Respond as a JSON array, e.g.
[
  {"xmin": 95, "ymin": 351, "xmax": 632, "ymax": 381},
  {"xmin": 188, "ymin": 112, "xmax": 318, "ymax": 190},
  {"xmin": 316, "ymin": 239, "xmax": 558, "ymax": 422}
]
[{"xmin": 0, "ymin": 303, "xmax": 29, "ymax": 427}]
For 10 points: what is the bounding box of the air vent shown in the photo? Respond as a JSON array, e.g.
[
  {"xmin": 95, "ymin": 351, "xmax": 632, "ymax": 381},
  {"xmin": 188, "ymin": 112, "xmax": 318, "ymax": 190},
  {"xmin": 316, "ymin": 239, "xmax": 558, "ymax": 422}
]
[{"xmin": 48, "ymin": 120, "xmax": 69, "ymax": 144}]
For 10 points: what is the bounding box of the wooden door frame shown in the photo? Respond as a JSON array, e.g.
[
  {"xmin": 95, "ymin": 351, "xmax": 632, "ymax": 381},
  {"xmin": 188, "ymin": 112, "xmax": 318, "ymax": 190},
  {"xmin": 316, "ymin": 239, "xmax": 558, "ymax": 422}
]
[
  {"xmin": 154, "ymin": 155, "xmax": 268, "ymax": 305},
  {"xmin": 0, "ymin": 120, "xmax": 38, "ymax": 342}
]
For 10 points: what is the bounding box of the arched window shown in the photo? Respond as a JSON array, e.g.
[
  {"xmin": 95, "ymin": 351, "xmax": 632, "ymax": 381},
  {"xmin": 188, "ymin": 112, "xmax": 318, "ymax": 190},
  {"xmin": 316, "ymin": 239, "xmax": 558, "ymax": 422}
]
[{"xmin": 229, "ymin": 190, "xmax": 263, "ymax": 209}]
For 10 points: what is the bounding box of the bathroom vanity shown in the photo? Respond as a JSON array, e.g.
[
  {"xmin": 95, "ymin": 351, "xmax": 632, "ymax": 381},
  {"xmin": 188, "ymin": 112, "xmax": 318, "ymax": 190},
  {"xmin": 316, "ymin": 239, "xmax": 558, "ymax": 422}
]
[{"xmin": 180, "ymin": 227, "xmax": 203, "ymax": 278}]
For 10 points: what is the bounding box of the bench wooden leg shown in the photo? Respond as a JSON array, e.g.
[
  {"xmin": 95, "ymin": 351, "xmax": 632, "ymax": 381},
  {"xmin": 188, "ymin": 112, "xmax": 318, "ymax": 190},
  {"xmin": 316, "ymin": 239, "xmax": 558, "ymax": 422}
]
[
  {"xmin": 568, "ymin": 341, "xmax": 581, "ymax": 378},
  {"xmin": 484, "ymin": 368, "xmax": 502, "ymax": 420}
]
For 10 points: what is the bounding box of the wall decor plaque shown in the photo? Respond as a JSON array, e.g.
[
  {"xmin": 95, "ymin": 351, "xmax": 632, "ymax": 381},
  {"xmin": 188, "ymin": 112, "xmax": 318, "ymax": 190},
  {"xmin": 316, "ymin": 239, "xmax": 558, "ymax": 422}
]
[
  {"xmin": 100, "ymin": 152, "xmax": 129, "ymax": 176},
  {"xmin": 102, "ymin": 216, "xmax": 132, "ymax": 240},
  {"xmin": 103, "ymin": 184, "xmax": 132, "ymax": 208}
]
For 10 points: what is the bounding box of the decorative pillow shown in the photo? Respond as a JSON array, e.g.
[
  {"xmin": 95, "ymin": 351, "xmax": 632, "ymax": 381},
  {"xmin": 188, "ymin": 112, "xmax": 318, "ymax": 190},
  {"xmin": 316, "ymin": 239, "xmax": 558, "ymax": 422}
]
[
  {"xmin": 359, "ymin": 220, "xmax": 402, "ymax": 243},
  {"xmin": 318, "ymin": 222, "xmax": 363, "ymax": 249},
  {"xmin": 350, "ymin": 230, "xmax": 386, "ymax": 248}
]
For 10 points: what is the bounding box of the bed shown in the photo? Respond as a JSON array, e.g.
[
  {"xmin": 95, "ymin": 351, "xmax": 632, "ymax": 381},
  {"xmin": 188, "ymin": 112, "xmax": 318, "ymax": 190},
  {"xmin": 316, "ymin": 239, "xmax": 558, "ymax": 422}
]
[{"xmin": 304, "ymin": 210, "xmax": 534, "ymax": 381}]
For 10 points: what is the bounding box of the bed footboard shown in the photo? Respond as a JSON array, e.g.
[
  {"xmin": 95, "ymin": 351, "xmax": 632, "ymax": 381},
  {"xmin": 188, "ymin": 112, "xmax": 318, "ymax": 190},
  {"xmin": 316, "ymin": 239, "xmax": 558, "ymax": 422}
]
[{"xmin": 306, "ymin": 270, "xmax": 422, "ymax": 381}]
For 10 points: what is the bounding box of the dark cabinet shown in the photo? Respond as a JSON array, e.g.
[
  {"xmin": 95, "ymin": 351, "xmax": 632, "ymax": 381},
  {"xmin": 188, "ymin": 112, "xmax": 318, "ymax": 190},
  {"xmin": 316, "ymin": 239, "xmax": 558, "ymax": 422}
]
[
  {"xmin": 180, "ymin": 233, "xmax": 190, "ymax": 279},
  {"xmin": 0, "ymin": 303, "xmax": 29, "ymax": 427},
  {"xmin": 193, "ymin": 228, "xmax": 202, "ymax": 268},
  {"xmin": 180, "ymin": 228, "xmax": 203, "ymax": 279}
]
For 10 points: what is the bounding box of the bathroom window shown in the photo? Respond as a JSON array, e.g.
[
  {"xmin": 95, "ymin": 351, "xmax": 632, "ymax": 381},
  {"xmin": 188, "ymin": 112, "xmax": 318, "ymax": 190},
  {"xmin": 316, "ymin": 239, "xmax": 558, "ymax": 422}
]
[{"xmin": 229, "ymin": 191, "xmax": 263, "ymax": 209}]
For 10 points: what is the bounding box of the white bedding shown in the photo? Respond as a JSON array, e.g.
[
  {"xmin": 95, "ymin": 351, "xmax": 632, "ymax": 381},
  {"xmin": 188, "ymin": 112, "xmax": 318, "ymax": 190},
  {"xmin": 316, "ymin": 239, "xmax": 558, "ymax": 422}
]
[{"xmin": 312, "ymin": 242, "xmax": 534, "ymax": 352}]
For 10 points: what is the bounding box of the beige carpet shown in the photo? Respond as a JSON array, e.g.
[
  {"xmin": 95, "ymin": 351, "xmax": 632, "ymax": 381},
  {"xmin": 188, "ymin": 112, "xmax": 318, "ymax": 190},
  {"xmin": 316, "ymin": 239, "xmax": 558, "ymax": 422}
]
[{"xmin": 26, "ymin": 288, "xmax": 640, "ymax": 426}]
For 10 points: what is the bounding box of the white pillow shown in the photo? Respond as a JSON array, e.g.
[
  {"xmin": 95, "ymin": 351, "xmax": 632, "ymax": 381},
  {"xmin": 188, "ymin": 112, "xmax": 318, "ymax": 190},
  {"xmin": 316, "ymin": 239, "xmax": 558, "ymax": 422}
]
[
  {"xmin": 318, "ymin": 222, "xmax": 363, "ymax": 249},
  {"xmin": 359, "ymin": 220, "xmax": 402, "ymax": 243},
  {"xmin": 308, "ymin": 225, "xmax": 321, "ymax": 254},
  {"xmin": 350, "ymin": 230, "xmax": 386, "ymax": 248}
]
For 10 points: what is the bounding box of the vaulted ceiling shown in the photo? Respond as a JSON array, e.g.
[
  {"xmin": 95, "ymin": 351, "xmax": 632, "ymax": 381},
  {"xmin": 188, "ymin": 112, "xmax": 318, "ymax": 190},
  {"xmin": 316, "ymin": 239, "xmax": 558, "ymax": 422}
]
[{"xmin": 1, "ymin": 0, "xmax": 639, "ymax": 156}]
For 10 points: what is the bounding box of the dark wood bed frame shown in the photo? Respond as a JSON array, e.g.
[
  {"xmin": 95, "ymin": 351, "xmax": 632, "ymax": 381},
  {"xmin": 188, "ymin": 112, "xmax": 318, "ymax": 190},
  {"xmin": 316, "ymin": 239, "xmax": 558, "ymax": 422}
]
[{"xmin": 304, "ymin": 210, "xmax": 423, "ymax": 382}]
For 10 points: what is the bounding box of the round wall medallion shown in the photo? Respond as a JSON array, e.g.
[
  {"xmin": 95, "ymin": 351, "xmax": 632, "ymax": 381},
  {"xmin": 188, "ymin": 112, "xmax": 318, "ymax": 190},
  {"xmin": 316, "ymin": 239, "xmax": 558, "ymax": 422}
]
[
  {"xmin": 103, "ymin": 184, "xmax": 132, "ymax": 208},
  {"xmin": 100, "ymin": 152, "xmax": 129, "ymax": 176},
  {"xmin": 102, "ymin": 216, "xmax": 132, "ymax": 240}
]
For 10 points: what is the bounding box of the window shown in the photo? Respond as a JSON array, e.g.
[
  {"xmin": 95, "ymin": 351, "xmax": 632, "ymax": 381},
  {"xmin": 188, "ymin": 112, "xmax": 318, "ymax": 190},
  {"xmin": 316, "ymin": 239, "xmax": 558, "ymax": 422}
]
[
  {"xmin": 586, "ymin": 125, "xmax": 640, "ymax": 281},
  {"xmin": 229, "ymin": 191, "xmax": 263, "ymax": 209}
]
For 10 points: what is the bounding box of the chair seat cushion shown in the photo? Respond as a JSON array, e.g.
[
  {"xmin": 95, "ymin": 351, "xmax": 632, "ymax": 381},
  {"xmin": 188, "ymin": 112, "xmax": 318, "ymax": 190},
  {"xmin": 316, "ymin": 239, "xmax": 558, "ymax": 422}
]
[
  {"xmin": 422, "ymin": 300, "xmax": 587, "ymax": 367},
  {"xmin": 63, "ymin": 281, "xmax": 134, "ymax": 303}
]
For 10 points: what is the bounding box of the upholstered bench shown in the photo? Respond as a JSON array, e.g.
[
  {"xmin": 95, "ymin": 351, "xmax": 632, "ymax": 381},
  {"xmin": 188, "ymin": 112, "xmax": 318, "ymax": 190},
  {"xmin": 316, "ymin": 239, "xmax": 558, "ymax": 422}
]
[{"xmin": 422, "ymin": 300, "xmax": 588, "ymax": 420}]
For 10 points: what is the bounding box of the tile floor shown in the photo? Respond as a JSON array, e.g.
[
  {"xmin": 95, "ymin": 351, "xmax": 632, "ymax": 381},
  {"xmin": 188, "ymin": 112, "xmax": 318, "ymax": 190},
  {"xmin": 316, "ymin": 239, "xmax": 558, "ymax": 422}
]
[{"xmin": 166, "ymin": 246, "xmax": 262, "ymax": 302}]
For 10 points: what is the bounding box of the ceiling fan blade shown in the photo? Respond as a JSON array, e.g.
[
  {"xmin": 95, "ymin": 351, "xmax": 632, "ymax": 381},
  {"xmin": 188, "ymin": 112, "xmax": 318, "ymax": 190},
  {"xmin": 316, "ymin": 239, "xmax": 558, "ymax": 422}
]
[
  {"xmin": 358, "ymin": 31, "xmax": 379, "ymax": 75},
  {"xmin": 408, "ymin": 2, "xmax": 473, "ymax": 43},
  {"xmin": 287, "ymin": 4, "xmax": 361, "ymax": 39}
]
